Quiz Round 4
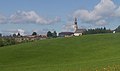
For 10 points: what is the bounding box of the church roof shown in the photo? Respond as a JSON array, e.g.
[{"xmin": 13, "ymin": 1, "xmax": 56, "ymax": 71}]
[
  {"xmin": 75, "ymin": 29, "xmax": 86, "ymax": 33},
  {"xmin": 59, "ymin": 32, "xmax": 74, "ymax": 35}
]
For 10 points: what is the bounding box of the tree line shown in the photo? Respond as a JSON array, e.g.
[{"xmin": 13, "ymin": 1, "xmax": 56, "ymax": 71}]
[{"xmin": 84, "ymin": 27, "xmax": 113, "ymax": 35}]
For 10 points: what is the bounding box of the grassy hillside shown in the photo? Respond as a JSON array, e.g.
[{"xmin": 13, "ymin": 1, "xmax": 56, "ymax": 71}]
[{"xmin": 0, "ymin": 33, "xmax": 120, "ymax": 71}]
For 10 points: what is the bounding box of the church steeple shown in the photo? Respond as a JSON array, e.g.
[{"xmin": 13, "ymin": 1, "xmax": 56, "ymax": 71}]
[
  {"xmin": 74, "ymin": 18, "xmax": 78, "ymax": 31},
  {"xmin": 75, "ymin": 17, "xmax": 77, "ymax": 25}
]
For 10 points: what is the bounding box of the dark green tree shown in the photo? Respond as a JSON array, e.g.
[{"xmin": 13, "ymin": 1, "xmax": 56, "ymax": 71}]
[
  {"xmin": 47, "ymin": 31, "xmax": 52, "ymax": 38},
  {"xmin": 115, "ymin": 25, "xmax": 120, "ymax": 32},
  {"xmin": 17, "ymin": 33, "xmax": 21, "ymax": 36},
  {"xmin": 52, "ymin": 31, "xmax": 57, "ymax": 38},
  {"xmin": 0, "ymin": 33, "xmax": 2, "ymax": 37},
  {"xmin": 32, "ymin": 32, "xmax": 37, "ymax": 36},
  {"xmin": 13, "ymin": 33, "xmax": 17, "ymax": 37},
  {"xmin": 0, "ymin": 38, "xmax": 4, "ymax": 47},
  {"xmin": 103, "ymin": 27, "xmax": 106, "ymax": 30}
]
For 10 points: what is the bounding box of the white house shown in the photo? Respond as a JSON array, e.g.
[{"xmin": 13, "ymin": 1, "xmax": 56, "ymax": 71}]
[{"xmin": 113, "ymin": 31, "xmax": 116, "ymax": 34}]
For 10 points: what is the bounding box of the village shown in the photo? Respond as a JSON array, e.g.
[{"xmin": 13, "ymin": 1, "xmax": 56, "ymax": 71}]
[{"xmin": 0, "ymin": 18, "xmax": 87, "ymax": 44}]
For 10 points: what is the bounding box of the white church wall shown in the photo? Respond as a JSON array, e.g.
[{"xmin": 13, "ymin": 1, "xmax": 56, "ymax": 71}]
[{"xmin": 74, "ymin": 33, "xmax": 82, "ymax": 36}]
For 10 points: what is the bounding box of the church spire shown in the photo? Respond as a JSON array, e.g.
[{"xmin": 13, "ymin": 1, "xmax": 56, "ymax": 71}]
[
  {"xmin": 75, "ymin": 17, "xmax": 77, "ymax": 25},
  {"xmin": 74, "ymin": 17, "xmax": 78, "ymax": 31}
]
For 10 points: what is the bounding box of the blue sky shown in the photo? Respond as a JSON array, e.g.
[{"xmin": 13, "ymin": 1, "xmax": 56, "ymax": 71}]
[{"xmin": 0, "ymin": 0, "xmax": 120, "ymax": 35}]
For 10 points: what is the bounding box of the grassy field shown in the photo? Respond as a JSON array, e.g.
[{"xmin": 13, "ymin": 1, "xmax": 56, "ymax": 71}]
[{"xmin": 0, "ymin": 33, "xmax": 120, "ymax": 71}]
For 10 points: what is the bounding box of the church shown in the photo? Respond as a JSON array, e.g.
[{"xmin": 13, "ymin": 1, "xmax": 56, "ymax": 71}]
[
  {"xmin": 74, "ymin": 18, "xmax": 86, "ymax": 36},
  {"xmin": 59, "ymin": 18, "xmax": 86, "ymax": 37}
]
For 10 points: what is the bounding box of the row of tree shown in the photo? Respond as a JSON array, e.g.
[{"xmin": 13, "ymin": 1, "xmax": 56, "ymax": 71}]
[{"xmin": 84, "ymin": 27, "xmax": 113, "ymax": 35}]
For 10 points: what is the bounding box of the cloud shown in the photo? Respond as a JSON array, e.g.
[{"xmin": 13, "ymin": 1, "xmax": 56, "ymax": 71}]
[
  {"xmin": 94, "ymin": 0, "xmax": 116, "ymax": 16},
  {"xmin": 2, "ymin": 29, "xmax": 25, "ymax": 35},
  {"xmin": 32, "ymin": 29, "xmax": 55, "ymax": 35},
  {"xmin": 73, "ymin": 0, "xmax": 120, "ymax": 25},
  {"xmin": 0, "ymin": 11, "xmax": 61, "ymax": 24},
  {"xmin": 0, "ymin": 15, "xmax": 7, "ymax": 24},
  {"xmin": 114, "ymin": 6, "xmax": 120, "ymax": 17},
  {"xmin": 95, "ymin": 20, "xmax": 108, "ymax": 25},
  {"xmin": 62, "ymin": 22, "xmax": 75, "ymax": 32},
  {"xmin": 17, "ymin": 29, "xmax": 25, "ymax": 35},
  {"xmin": 10, "ymin": 11, "xmax": 61, "ymax": 24}
]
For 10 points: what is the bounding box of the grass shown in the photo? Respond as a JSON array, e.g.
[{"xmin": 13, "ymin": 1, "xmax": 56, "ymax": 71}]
[{"xmin": 0, "ymin": 33, "xmax": 120, "ymax": 71}]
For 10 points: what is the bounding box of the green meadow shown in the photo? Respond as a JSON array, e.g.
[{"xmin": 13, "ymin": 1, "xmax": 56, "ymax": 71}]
[{"xmin": 0, "ymin": 33, "xmax": 120, "ymax": 71}]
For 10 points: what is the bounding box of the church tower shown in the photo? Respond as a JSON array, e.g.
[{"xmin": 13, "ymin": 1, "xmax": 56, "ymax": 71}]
[{"xmin": 74, "ymin": 18, "xmax": 78, "ymax": 31}]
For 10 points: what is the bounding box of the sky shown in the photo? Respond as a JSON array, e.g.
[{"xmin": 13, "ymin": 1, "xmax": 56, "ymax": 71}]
[{"xmin": 0, "ymin": 0, "xmax": 120, "ymax": 35}]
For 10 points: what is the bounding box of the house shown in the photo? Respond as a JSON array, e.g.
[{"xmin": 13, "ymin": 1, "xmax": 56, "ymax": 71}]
[
  {"xmin": 59, "ymin": 32, "xmax": 74, "ymax": 37},
  {"xmin": 113, "ymin": 31, "xmax": 116, "ymax": 33}
]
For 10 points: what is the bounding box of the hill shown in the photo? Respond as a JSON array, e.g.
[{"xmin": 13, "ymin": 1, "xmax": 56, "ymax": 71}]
[{"xmin": 0, "ymin": 33, "xmax": 120, "ymax": 71}]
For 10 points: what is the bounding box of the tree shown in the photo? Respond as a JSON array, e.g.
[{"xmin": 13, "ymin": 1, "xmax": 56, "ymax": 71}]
[
  {"xmin": 32, "ymin": 32, "xmax": 37, "ymax": 36},
  {"xmin": 52, "ymin": 31, "xmax": 57, "ymax": 38},
  {"xmin": 13, "ymin": 33, "xmax": 17, "ymax": 37},
  {"xmin": 103, "ymin": 27, "xmax": 106, "ymax": 30},
  {"xmin": 0, "ymin": 33, "xmax": 2, "ymax": 37},
  {"xmin": 115, "ymin": 25, "xmax": 120, "ymax": 32},
  {"xmin": 47, "ymin": 31, "xmax": 52, "ymax": 38},
  {"xmin": 0, "ymin": 38, "xmax": 4, "ymax": 47},
  {"xmin": 17, "ymin": 33, "xmax": 21, "ymax": 36}
]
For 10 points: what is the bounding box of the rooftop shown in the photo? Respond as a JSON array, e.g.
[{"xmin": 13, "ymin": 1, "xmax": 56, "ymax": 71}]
[{"xmin": 75, "ymin": 29, "xmax": 86, "ymax": 33}]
